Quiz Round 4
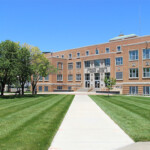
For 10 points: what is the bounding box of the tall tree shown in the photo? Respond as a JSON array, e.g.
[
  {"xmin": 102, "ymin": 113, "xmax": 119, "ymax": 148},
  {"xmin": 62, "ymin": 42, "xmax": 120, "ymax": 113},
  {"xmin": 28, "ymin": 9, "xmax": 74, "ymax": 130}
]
[
  {"xmin": 25, "ymin": 45, "xmax": 57, "ymax": 94},
  {"xmin": 104, "ymin": 77, "xmax": 116, "ymax": 96},
  {"xmin": 0, "ymin": 40, "xmax": 19, "ymax": 96},
  {"xmin": 17, "ymin": 46, "xmax": 32, "ymax": 95}
]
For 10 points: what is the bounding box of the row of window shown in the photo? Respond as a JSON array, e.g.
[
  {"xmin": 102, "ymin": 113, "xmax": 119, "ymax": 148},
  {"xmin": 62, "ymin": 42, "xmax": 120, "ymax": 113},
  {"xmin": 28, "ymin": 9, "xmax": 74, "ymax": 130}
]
[
  {"xmin": 116, "ymin": 68, "xmax": 150, "ymax": 80},
  {"xmin": 38, "ymin": 86, "xmax": 72, "ymax": 91},
  {"xmin": 57, "ymin": 74, "xmax": 81, "ymax": 81},
  {"xmin": 39, "ymin": 75, "xmax": 49, "ymax": 81},
  {"xmin": 130, "ymin": 86, "xmax": 150, "ymax": 95},
  {"xmin": 57, "ymin": 46, "xmax": 122, "ymax": 59},
  {"xmin": 57, "ymin": 73, "xmax": 110, "ymax": 81},
  {"xmin": 57, "ymin": 49, "xmax": 150, "ymax": 61}
]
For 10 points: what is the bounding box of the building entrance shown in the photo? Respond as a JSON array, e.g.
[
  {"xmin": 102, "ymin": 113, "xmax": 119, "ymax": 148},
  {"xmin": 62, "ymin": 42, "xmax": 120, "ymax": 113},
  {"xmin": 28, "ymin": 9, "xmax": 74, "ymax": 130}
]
[
  {"xmin": 95, "ymin": 73, "xmax": 100, "ymax": 88},
  {"xmin": 85, "ymin": 74, "xmax": 90, "ymax": 88}
]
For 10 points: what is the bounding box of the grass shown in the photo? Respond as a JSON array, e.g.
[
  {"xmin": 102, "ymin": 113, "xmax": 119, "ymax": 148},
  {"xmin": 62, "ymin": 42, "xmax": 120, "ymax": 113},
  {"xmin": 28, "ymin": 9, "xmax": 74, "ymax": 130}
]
[
  {"xmin": 0, "ymin": 94, "xmax": 74, "ymax": 150},
  {"xmin": 90, "ymin": 95, "xmax": 150, "ymax": 142}
]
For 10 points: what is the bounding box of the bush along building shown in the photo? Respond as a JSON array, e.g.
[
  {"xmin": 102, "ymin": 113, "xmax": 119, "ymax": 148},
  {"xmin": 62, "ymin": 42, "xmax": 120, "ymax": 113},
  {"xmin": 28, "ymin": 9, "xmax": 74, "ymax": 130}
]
[{"xmin": 37, "ymin": 34, "xmax": 150, "ymax": 95}]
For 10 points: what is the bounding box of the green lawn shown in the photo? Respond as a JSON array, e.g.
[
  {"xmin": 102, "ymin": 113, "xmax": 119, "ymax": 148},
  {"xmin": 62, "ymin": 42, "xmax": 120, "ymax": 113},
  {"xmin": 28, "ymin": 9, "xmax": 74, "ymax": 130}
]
[
  {"xmin": 0, "ymin": 94, "xmax": 74, "ymax": 150},
  {"xmin": 90, "ymin": 95, "xmax": 150, "ymax": 142}
]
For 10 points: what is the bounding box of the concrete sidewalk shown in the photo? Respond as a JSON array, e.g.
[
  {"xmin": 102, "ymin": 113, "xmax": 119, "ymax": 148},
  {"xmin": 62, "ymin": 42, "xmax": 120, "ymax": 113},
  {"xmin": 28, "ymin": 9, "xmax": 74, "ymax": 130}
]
[{"xmin": 49, "ymin": 95, "xmax": 134, "ymax": 150}]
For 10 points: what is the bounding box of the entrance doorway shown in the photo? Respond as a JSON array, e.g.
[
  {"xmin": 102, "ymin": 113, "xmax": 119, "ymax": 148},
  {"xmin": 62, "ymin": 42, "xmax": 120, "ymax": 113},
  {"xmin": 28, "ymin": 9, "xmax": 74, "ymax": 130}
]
[
  {"xmin": 95, "ymin": 73, "xmax": 100, "ymax": 88},
  {"xmin": 85, "ymin": 74, "xmax": 90, "ymax": 88}
]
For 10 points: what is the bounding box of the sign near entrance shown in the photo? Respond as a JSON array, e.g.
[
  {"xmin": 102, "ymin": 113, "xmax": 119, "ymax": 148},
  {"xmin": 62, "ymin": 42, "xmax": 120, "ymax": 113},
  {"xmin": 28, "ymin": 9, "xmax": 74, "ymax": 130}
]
[{"xmin": 87, "ymin": 68, "xmax": 96, "ymax": 73}]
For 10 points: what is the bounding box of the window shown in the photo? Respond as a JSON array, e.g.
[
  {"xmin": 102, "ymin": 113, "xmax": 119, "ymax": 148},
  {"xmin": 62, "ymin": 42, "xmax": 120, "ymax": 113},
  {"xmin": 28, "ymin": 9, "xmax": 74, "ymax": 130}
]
[
  {"xmin": 76, "ymin": 62, "xmax": 81, "ymax": 69},
  {"xmin": 94, "ymin": 60, "xmax": 100, "ymax": 67},
  {"xmin": 130, "ymin": 68, "xmax": 138, "ymax": 78},
  {"xmin": 76, "ymin": 74, "xmax": 81, "ymax": 81},
  {"xmin": 57, "ymin": 74, "xmax": 63, "ymax": 81},
  {"xmin": 116, "ymin": 72, "xmax": 123, "ymax": 80},
  {"xmin": 68, "ymin": 74, "xmax": 73, "ymax": 81},
  {"xmin": 143, "ymin": 49, "xmax": 150, "ymax": 59},
  {"xmin": 84, "ymin": 61, "xmax": 90, "ymax": 68},
  {"xmin": 68, "ymin": 63, "xmax": 73, "ymax": 70},
  {"xmin": 143, "ymin": 86, "xmax": 150, "ymax": 95},
  {"xmin": 56, "ymin": 56, "xmax": 59, "ymax": 58},
  {"xmin": 85, "ymin": 74, "xmax": 90, "ymax": 80},
  {"xmin": 44, "ymin": 86, "xmax": 48, "ymax": 92},
  {"xmin": 95, "ymin": 73, "xmax": 100, "ymax": 80},
  {"xmin": 68, "ymin": 86, "xmax": 72, "ymax": 90},
  {"xmin": 143, "ymin": 68, "xmax": 150, "ymax": 78},
  {"xmin": 105, "ymin": 73, "xmax": 110, "ymax": 79},
  {"xmin": 44, "ymin": 75, "xmax": 49, "ymax": 81},
  {"xmin": 77, "ymin": 52, "xmax": 80, "ymax": 58},
  {"xmin": 69, "ymin": 54, "xmax": 72, "ymax": 59},
  {"xmin": 116, "ymin": 57, "xmax": 123, "ymax": 66},
  {"xmin": 61, "ymin": 55, "xmax": 64, "ymax": 58},
  {"xmin": 39, "ymin": 76, "xmax": 43, "ymax": 81},
  {"xmin": 117, "ymin": 46, "xmax": 121, "ymax": 52},
  {"xmin": 95, "ymin": 49, "xmax": 99, "ymax": 54},
  {"xmin": 86, "ymin": 51, "xmax": 89, "ymax": 56},
  {"xmin": 57, "ymin": 62, "xmax": 63, "ymax": 69},
  {"xmin": 129, "ymin": 86, "xmax": 138, "ymax": 95},
  {"xmin": 106, "ymin": 48, "xmax": 110, "ymax": 53},
  {"xmin": 129, "ymin": 50, "xmax": 138, "ymax": 60},
  {"xmin": 57, "ymin": 86, "xmax": 62, "ymax": 90},
  {"xmin": 39, "ymin": 86, "xmax": 42, "ymax": 92},
  {"xmin": 105, "ymin": 58, "xmax": 110, "ymax": 66}
]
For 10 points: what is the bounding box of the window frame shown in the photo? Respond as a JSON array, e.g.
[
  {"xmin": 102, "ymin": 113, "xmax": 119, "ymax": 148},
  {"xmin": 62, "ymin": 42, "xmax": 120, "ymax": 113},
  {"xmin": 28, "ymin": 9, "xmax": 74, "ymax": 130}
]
[
  {"xmin": 68, "ymin": 63, "xmax": 73, "ymax": 70},
  {"xmin": 57, "ymin": 74, "xmax": 63, "ymax": 81},
  {"xmin": 68, "ymin": 74, "xmax": 73, "ymax": 81},
  {"xmin": 115, "ymin": 57, "xmax": 123, "ymax": 66},
  {"xmin": 129, "ymin": 50, "xmax": 139, "ymax": 61},
  {"xmin": 76, "ymin": 62, "xmax": 81, "ymax": 69},
  {"xmin": 105, "ymin": 47, "xmax": 110, "ymax": 53},
  {"xmin": 129, "ymin": 68, "xmax": 139, "ymax": 78},
  {"xmin": 76, "ymin": 74, "xmax": 81, "ymax": 81}
]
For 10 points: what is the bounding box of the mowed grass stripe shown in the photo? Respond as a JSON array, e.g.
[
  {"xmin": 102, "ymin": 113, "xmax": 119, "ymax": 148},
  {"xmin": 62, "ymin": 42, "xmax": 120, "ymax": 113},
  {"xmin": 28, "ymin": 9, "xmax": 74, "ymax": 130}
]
[
  {"xmin": 90, "ymin": 95, "xmax": 150, "ymax": 141},
  {"xmin": 0, "ymin": 95, "xmax": 57, "ymax": 117},
  {"xmin": 0, "ymin": 94, "xmax": 67, "ymax": 138},
  {"xmin": 99, "ymin": 96, "xmax": 150, "ymax": 120},
  {"xmin": 0, "ymin": 95, "xmax": 74, "ymax": 150}
]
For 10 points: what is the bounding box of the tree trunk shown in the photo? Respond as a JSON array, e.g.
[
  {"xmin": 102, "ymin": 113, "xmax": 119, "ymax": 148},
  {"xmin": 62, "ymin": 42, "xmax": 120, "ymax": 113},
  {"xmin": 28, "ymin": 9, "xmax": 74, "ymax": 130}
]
[
  {"xmin": 1, "ymin": 83, "xmax": 5, "ymax": 96},
  {"xmin": 21, "ymin": 84, "xmax": 24, "ymax": 96}
]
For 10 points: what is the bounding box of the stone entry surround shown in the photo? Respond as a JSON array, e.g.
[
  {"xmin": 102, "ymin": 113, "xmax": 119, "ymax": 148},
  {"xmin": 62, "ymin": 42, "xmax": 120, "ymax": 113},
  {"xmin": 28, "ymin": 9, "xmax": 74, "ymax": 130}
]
[{"xmin": 49, "ymin": 95, "xmax": 133, "ymax": 150}]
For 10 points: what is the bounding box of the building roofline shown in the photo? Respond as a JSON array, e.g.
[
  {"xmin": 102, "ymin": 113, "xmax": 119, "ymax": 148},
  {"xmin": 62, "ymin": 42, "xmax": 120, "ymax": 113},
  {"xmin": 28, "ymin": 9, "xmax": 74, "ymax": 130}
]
[{"xmin": 53, "ymin": 35, "xmax": 150, "ymax": 54}]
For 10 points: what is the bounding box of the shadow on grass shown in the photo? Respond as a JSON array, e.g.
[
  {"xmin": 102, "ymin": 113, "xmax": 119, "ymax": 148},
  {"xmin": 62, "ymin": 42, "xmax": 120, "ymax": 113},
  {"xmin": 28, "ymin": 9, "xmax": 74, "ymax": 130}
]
[{"xmin": 0, "ymin": 94, "xmax": 54, "ymax": 100}]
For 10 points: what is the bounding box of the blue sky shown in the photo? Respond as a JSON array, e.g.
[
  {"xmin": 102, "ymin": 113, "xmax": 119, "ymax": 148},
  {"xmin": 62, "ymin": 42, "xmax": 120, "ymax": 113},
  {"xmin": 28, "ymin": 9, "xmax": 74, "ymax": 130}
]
[{"xmin": 0, "ymin": 0, "xmax": 150, "ymax": 52}]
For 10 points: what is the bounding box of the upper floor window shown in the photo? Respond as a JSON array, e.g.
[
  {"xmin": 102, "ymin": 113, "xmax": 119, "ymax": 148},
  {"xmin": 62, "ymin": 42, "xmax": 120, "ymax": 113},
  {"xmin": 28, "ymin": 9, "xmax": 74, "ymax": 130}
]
[
  {"xmin": 117, "ymin": 46, "xmax": 121, "ymax": 52},
  {"xmin": 44, "ymin": 75, "xmax": 49, "ymax": 81},
  {"xmin": 95, "ymin": 73, "xmax": 100, "ymax": 80},
  {"xmin": 39, "ymin": 76, "xmax": 43, "ymax": 81},
  {"xmin": 94, "ymin": 59, "xmax": 100, "ymax": 67},
  {"xmin": 86, "ymin": 51, "xmax": 89, "ymax": 56},
  {"xmin": 143, "ymin": 49, "xmax": 150, "ymax": 59},
  {"xmin": 95, "ymin": 49, "xmax": 99, "ymax": 54},
  {"xmin": 57, "ymin": 62, "xmax": 63, "ymax": 69},
  {"xmin": 57, "ymin": 74, "xmax": 63, "ymax": 81},
  {"xmin": 129, "ymin": 68, "xmax": 138, "ymax": 78},
  {"xmin": 105, "ymin": 58, "xmax": 110, "ymax": 66},
  {"xmin": 61, "ymin": 55, "xmax": 64, "ymax": 58},
  {"xmin": 77, "ymin": 52, "xmax": 80, "ymax": 58},
  {"xmin": 84, "ymin": 61, "xmax": 90, "ymax": 68},
  {"xmin": 143, "ymin": 68, "xmax": 150, "ymax": 78},
  {"xmin": 106, "ymin": 48, "xmax": 110, "ymax": 53},
  {"xmin": 105, "ymin": 72, "xmax": 110, "ymax": 79},
  {"xmin": 116, "ymin": 72, "xmax": 123, "ymax": 80},
  {"xmin": 76, "ymin": 62, "xmax": 81, "ymax": 69},
  {"xmin": 76, "ymin": 74, "xmax": 81, "ymax": 81},
  {"xmin": 85, "ymin": 73, "xmax": 90, "ymax": 80},
  {"xmin": 129, "ymin": 50, "xmax": 138, "ymax": 60},
  {"xmin": 68, "ymin": 63, "xmax": 73, "ymax": 70},
  {"xmin": 68, "ymin": 74, "xmax": 73, "ymax": 81},
  {"xmin": 69, "ymin": 54, "xmax": 72, "ymax": 59},
  {"xmin": 116, "ymin": 57, "xmax": 123, "ymax": 66}
]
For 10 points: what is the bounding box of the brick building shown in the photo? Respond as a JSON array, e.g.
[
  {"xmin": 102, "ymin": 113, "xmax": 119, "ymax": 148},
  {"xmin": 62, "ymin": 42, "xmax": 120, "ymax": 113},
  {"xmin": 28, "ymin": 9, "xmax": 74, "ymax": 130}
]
[{"xmin": 37, "ymin": 34, "xmax": 150, "ymax": 95}]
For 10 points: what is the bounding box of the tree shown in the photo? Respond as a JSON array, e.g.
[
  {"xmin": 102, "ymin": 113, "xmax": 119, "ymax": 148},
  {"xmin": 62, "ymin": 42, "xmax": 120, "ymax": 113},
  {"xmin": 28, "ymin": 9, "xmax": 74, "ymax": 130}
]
[
  {"xmin": 17, "ymin": 46, "xmax": 32, "ymax": 95},
  {"xmin": 0, "ymin": 40, "xmax": 19, "ymax": 96},
  {"xmin": 104, "ymin": 77, "xmax": 116, "ymax": 96},
  {"xmin": 25, "ymin": 45, "xmax": 57, "ymax": 95}
]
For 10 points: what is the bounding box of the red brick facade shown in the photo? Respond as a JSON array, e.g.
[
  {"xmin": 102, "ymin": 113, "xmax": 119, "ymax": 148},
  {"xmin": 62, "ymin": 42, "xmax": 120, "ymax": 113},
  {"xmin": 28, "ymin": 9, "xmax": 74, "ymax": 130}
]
[{"xmin": 37, "ymin": 34, "xmax": 150, "ymax": 95}]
